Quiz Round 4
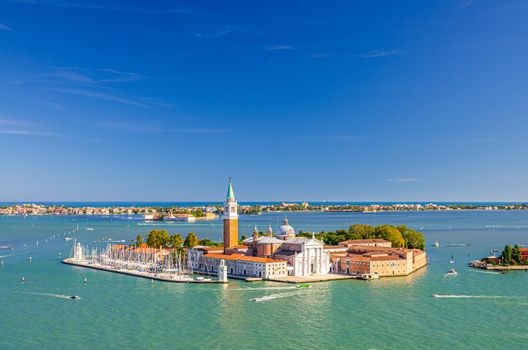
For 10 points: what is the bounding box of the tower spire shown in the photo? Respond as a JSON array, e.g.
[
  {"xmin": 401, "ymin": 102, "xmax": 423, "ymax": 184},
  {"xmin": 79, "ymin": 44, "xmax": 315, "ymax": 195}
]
[{"xmin": 226, "ymin": 177, "xmax": 235, "ymax": 201}]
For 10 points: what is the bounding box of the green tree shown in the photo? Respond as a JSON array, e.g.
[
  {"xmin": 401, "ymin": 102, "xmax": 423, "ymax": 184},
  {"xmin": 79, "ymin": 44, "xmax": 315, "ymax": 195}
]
[
  {"xmin": 146, "ymin": 230, "xmax": 170, "ymax": 248},
  {"xmin": 136, "ymin": 234, "xmax": 144, "ymax": 247},
  {"xmin": 193, "ymin": 209, "xmax": 204, "ymax": 218},
  {"xmin": 512, "ymin": 244, "xmax": 521, "ymax": 264},
  {"xmin": 184, "ymin": 232, "xmax": 200, "ymax": 248},
  {"xmin": 374, "ymin": 225, "xmax": 405, "ymax": 247},
  {"xmin": 168, "ymin": 234, "xmax": 183, "ymax": 248},
  {"xmin": 502, "ymin": 245, "xmax": 513, "ymax": 265},
  {"xmin": 199, "ymin": 238, "xmax": 222, "ymax": 247},
  {"xmin": 348, "ymin": 224, "xmax": 375, "ymax": 239},
  {"xmin": 401, "ymin": 229, "xmax": 425, "ymax": 250}
]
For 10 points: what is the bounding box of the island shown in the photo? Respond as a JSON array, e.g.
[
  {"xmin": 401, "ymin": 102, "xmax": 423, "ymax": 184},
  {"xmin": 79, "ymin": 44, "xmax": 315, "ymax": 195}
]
[{"xmin": 470, "ymin": 244, "xmax": 528, "ymax": 271}]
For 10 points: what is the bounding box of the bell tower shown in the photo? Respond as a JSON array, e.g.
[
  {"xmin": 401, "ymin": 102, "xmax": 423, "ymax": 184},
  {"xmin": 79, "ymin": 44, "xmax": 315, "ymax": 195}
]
[{"xmin": 223, "ymin": 177, "xmax": 239, "ymax": 251}]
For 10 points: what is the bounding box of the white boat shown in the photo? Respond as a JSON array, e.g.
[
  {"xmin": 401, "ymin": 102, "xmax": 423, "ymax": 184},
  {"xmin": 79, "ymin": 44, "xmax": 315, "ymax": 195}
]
[
  {"xmin": 85, "ymin": 227, "xmax": 94, "ymax": 231},
  {"xmin": 64, "ymin": 237, "xmax": 74, "ymax": 241},
  {"xmin": 445, "ymin": 268, "xmax": 458, "ymax": 276},
  {"xmin": 433, "ymin": 241, "xmax": 440, "ymax": 248}
]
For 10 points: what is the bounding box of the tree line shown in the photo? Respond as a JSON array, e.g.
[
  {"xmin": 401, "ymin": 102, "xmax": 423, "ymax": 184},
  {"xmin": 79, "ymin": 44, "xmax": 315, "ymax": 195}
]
[
  {"xmin": 297, "ymin": 224, "xmax": 426, "ymax": 250},
  {"xmin": 500, "ymin": 244, "xmax": 527, "ymax": 265},
  {"xmin": 135, "ymin": 230, "xmax": 223, "ymax": 251}
]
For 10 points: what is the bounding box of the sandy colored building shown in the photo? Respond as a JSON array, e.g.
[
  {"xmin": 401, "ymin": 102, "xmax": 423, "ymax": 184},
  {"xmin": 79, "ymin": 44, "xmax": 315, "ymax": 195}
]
[{"xmin": 329, "ymin": 240, "xmax": 427, "ymax": 277}]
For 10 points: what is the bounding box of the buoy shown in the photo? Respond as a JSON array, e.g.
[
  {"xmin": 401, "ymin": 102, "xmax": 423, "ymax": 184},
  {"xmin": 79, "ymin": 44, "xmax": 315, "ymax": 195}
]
[
  {"xmin": 29, "ymin": 256, "xmax": 32, "ymax": 261},
  {"xmin": 21, "ymin": 276, "xmax": 25, "ymax": 282},
  {"xmin": 58, "ymin": 252, "xmax": 62, "ymax": 256},
  {"xmin": 84, "ymin": 278, "xmax": 88, "ymax": 284}
]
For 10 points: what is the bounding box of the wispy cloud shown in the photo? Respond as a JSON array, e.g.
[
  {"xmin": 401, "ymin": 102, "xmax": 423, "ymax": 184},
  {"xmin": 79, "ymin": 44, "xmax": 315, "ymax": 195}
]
[
  {"xmin": 357, "ymin": 50, "xmax": 402, "ymax": 58},
  {"xmin": 3, "ymin": 67, "xmax": 144, "ymax": 86},
  {"xmin": 0, "ymin": 118, "xmax": 30, "ymax": 127},
  {"xmin": 35, "ymin": 100, "xmax": 66, "ymax": 111},
  {"xmin": 312, "ymin": 50, "xmax": 402, "ymax": 59},
  {"xmin": 0, "ymin": 118, "xmax": 58, "ymax": 136},
  {"xmin": 0, "ymin": 129, "xmax": 57, "ymax": 136},
  {"xmin": 98, "ymin": 69, "xmax": 143, "ymax": 83},
  {"xmin": 266, "ymin": 45, "xmax": 295, "ymax": 51},
  {"xmin": 51, "ymin": 88, "xmax": 151, "ymax": 108},
  {"xmin": 43, "ymin": 68, "xmax": 96, "ymax": 84},
  {"xmin": 8, "ymin": 0, "xmax": 199, "ymax": 15},
  {"xmin": 0, "ymin": 22, "xmax": 12, "ymax": 31},
  {"xmin": 194, "ymin": 29, "xmax": 231, "ymax": 39},
  {"xmin": 100, "ymin": 121, "xmax": 230, "ymax": 134},
  {"xmin": 388, "ymin": 178, "xmax": 419, "ymax": 183}
]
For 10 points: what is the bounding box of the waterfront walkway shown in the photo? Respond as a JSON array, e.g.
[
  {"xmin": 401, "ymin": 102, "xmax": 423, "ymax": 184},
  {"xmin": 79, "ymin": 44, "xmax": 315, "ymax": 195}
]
[{"xmin": 62, "ymin": 259, "xmax": 227, "ymax": 284}]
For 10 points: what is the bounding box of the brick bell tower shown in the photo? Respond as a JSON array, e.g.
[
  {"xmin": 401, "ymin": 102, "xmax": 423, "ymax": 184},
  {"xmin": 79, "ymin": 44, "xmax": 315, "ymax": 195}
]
[{"xmin": 223, "ymin": 177, "xmax": 239, "ymax": 251}]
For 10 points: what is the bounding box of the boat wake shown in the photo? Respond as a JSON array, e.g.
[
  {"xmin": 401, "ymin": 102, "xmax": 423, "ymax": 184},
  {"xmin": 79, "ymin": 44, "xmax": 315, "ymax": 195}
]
[
  {"xmin": 21, "ymin": 292, "xmax": 80, "ymax": 300},
  {"xmin": 465, "ymin": 268, "xmax": 500, "ymax": 275},
  {"xmin": 230, "ymin": 286, "xmax": 297, "ymax": 291},
  {"xmin": 250, "ymin": 291, "xmax": 303, "ymax": 302},
  {"xmin": 432, "ymin": 294, "xmax": 507, "ymax": 299}
]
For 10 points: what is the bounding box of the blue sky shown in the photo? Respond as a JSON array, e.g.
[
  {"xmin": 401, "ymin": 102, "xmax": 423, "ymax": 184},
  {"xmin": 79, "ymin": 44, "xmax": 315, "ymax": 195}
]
[{"xmin": 0, "ymin": 0, "xmax": 527, "ymax": 202}]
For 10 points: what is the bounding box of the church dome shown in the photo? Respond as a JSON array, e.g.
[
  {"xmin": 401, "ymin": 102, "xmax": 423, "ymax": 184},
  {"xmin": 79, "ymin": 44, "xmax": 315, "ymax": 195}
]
[{"xmin": 277, "ymin": 217, "xmax": 295, "ymax": 237}]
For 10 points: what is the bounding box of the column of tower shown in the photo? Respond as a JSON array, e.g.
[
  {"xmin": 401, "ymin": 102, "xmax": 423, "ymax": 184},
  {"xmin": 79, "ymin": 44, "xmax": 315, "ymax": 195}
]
[{"xmin": 223, "ymin": 177, "xmax": 239, "ymax": 252}]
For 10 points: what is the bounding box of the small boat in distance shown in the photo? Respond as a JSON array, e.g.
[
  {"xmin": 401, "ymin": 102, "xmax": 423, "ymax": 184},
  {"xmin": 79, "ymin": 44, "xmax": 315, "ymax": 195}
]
[
  {"xmin": 432, "ymin": 241, "xmax": 440, "ymax": 248},
  {"xmin": 449, "ymin": 255, "xmax": 455, "ymax": 264},
  {"xmin": 85, "ymin": 227, "xmax": 94, "ymax": 231},
  {"xmin": 296, "ymin": 283, "xmax": 311, "ymax": 288},
  {"xmin": 64, "ymin": 237, "xmax": 74, "ymax": 241},
  {"xmin": 69, "ymin": 296, "xmax": 81, "ymax": 300},
  {"xmin": 445, "ymin": 268, "xmax": 458, "ymax": 276}
]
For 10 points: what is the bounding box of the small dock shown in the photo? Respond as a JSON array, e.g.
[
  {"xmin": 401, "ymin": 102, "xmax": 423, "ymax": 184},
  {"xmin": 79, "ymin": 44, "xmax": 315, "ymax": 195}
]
[{"xmin": 63, "ymin": 259, "xmax": 227, "ymax": 284}]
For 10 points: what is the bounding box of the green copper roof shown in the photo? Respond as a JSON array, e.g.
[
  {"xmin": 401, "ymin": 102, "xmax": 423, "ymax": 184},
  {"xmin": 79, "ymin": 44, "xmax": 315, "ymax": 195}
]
[{"xmin": 226, "ymin": 177, "xmax": 235, "ymax": 200}]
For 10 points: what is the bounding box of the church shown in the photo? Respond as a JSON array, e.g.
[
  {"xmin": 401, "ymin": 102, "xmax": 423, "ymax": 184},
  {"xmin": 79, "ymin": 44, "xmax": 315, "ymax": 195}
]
[{"xmin": 187, "ymin": 178, "xmax": 331, "ymax": 279}]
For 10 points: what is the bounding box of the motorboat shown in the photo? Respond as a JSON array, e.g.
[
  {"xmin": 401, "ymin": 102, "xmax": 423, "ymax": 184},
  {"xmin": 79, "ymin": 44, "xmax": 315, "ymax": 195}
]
[
  {"xmin": 296, "ymin": 283, "xmax": 311, "ymax": 288},
  {"xmin": 64, "ymin": 237, "xmax": 74, "ymax": 241},
  {"xmin": 85, "ymin": 227, "xmax": 94, "ymax": 231},
  {"xmin": 445, "ymin": 268, "xmax": 458, "ymax": 276},
  {"xmin": 69, "ymin": 296, "xmax": 81, "ymax": 300},
  {"xmin": 432, "ymin": 241, "xmax": 440, "ymax": 248}
]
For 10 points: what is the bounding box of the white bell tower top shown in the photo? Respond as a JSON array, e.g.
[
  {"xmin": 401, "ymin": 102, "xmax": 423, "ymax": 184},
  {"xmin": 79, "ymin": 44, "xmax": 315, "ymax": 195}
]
[{"xmin": 223, "ymin": 177, "xmax": 238, "ymax": 219}]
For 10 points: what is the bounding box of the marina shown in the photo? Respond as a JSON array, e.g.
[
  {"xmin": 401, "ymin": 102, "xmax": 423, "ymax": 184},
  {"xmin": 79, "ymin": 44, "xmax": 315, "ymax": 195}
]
[{"xmin": 63, "ymin": 242, "xmax": 227, "ymax": 284}]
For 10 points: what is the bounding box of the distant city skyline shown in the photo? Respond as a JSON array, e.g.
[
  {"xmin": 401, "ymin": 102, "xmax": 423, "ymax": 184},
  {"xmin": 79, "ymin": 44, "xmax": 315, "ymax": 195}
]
[{"xmin": 1, "ymin": 0, "xmax": 527, "ymax": 201}]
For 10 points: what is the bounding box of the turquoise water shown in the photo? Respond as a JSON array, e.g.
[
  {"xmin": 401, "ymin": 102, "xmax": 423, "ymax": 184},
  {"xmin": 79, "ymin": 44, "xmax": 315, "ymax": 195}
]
[{"xmin": 1, "ymin": 211, "xmax": 528, "ymax": 349}]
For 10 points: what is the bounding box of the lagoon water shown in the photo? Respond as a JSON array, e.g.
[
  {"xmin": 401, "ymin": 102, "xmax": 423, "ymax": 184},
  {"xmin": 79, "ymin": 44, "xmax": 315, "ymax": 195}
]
[{"xmin": 1, "ymin": 210, "xmax": 528, "ymax": 349}]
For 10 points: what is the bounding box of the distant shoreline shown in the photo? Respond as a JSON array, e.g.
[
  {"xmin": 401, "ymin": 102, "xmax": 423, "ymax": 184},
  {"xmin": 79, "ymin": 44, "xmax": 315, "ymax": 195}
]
[{"xmin": 1, "ymin": 202, "xmax": 527, "ymax": 217}]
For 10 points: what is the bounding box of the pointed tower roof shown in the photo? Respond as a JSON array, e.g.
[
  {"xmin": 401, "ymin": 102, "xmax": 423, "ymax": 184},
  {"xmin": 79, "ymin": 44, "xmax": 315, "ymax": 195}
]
[
  {"xmin": 267, "ymin": 224, "xmax": 273, "ymax": 237},
  {"xmin": 226, "ymin": 177, "xmax": 235, "ymax": 201}
]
